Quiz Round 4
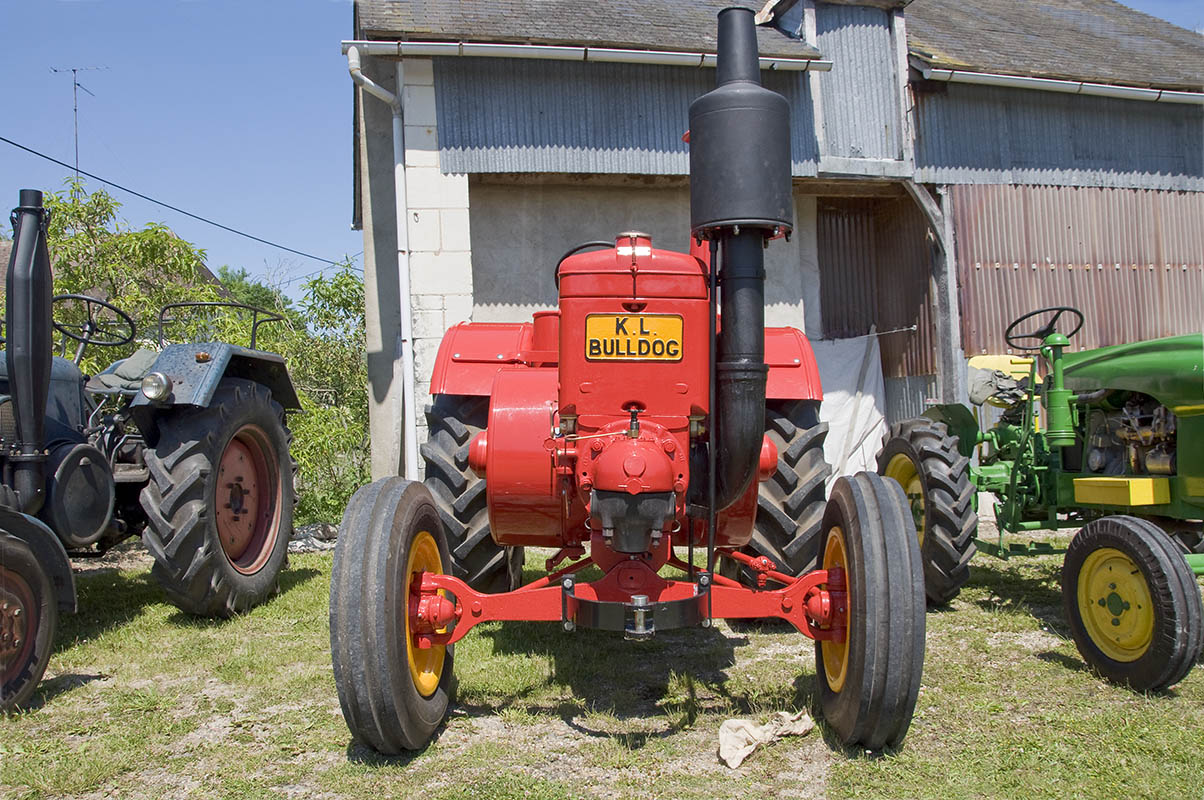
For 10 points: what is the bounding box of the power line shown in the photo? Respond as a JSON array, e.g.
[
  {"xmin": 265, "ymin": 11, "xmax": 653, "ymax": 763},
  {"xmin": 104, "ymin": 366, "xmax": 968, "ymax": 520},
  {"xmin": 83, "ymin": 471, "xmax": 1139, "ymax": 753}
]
[
  {"xmin": 279, "ymin": 259, "xmax": 364, "ymax": 288},
  {"xmin": 0, "ymin": 134, "xmax": 339, "ymax": 266}
]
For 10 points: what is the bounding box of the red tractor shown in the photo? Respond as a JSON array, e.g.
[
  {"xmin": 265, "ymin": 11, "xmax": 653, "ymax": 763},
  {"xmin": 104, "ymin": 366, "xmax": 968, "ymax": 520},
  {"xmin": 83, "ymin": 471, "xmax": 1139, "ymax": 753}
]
[{"xmin": 330, "ymin": 7, "xmax": 925, "ymax": 753}]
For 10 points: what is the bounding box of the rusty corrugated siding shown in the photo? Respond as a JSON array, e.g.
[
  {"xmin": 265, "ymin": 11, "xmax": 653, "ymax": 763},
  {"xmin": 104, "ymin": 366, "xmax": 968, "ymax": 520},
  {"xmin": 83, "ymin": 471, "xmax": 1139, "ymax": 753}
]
[
  {"xmin": 818, "ymin": 198, "xmax": 878, "ymax": 338},
  {"xmin": 952, "ymin": 184, "xmax": 1204, "ymax": 354},
  {"xmin": 817, "ymin": 196, "xmax": 935, "ymax": 377}
]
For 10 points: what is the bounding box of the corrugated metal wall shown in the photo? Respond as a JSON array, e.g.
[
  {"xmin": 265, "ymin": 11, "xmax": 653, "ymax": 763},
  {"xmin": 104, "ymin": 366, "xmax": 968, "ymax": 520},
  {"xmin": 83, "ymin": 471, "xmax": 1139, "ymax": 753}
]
[
  {"xmin": 815, "ymin": 3, "xmax": 901, "ymax": 160},
  {"xmin": 885, "ymin": 374, "xmax": 938, "ymax": 423},
  {"xmin": 953, "ymin": 184, "xmax": 1204, "ymax": 353},
  {"xmin": 817, "ymin": 196, "xmax": 935, "ymax": 378},
  {"xmin": 433, "ymin": 57, "xmax": 819, "ymax": 175},
  {"xmin": 915, "ymin": 83, "xmax": 1204, "ymax": 191}
]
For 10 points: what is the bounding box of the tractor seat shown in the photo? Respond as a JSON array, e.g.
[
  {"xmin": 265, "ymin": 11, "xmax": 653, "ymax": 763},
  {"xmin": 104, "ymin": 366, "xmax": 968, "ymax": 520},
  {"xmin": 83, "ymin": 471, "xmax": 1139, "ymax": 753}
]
[
  {"xmin": 966, "ymin": 354, "xmax": 1039, "ymax": 408},
  {"xmin": 86, "ymin": 348, "xmax": 160, "ymax": 395}
]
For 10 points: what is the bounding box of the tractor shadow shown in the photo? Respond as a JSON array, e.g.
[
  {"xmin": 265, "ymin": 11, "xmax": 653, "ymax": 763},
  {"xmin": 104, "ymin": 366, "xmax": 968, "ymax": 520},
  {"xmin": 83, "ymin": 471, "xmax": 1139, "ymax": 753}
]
[
  {"xmin": 54, "ymin": 567, "xmax": 163, "ymax": 656},
  {"xmin": 459, "ymin": 617, "xmax": 820, "ymax": 750},
  {"xmin": 54, "ymin": 563, "xmax": 319, "ymax": 651},
  {"xmin": 164, "ymin": 566, "xmax": 319, "ymax": 628},
  {"xmin": 964, "ymin": 557, "xmax": 1071, "ymax": 637}
]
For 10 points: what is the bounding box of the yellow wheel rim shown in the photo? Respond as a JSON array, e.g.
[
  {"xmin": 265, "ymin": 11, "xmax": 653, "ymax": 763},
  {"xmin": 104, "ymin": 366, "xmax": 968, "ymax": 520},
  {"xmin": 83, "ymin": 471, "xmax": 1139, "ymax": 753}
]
[
  {"xmin": 1076, "ymin": 547, "xmax": 1154, "ymax": 663},
  {"xmin": 885, "ymin": 453, "xmax": 926, "ymax": 546},
  {"xmin": 404, "ymin": 530, "xmax": 447, "ymax": 697},
  {"xmin": 820, "ymin": 526, "xmax": 851, "ymax": 693}
]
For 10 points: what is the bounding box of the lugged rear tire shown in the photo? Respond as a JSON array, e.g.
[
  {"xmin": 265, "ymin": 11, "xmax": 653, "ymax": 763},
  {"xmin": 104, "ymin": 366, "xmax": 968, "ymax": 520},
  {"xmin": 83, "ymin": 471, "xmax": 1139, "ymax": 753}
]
[
  {"xmin": 815, "ymin": 472, "xmax": 926, "ymax": 750},
  {"xmin": 140, "ymin": 378, "xmax": 293, "ymax": 617},
  {"xmin": 330, "ymin": 477, "xmax": 453, "ymax": 753},
  {"xmin": 1062, "ymin": 515, "xmax": 1203, "ymax": 692},
  {"xmin": 877, "ymin": 418, "xmax": 977, "ymax": 605},
  {"xmin": 421, "ymin": 394, "xmax": 522, "ymax": 593},
  {"xmin": 1, "ymin": 532, "xmax": 57, "ymax": 712},
  {"xmin": 727, "ymin": 400, "xmax": 830, "ymax": 583}
]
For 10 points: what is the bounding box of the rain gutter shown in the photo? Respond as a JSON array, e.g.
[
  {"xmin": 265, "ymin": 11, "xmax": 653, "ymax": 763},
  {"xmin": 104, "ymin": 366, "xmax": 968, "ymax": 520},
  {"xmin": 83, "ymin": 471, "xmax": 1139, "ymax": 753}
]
[
  {"xmin": 341, "ymin": 40, "xmax": 833, "ymax": 72},
  {"xmin": 913, "ymin": 60, "xmax": 1204, "ymax": 105}
]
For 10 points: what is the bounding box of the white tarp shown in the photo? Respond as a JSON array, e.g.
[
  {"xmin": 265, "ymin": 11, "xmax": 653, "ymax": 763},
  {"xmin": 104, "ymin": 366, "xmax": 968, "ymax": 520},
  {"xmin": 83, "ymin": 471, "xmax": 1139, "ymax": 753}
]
[{"xmin": 811, "ymin": 333, "xmax": 888, "ymax": 491}]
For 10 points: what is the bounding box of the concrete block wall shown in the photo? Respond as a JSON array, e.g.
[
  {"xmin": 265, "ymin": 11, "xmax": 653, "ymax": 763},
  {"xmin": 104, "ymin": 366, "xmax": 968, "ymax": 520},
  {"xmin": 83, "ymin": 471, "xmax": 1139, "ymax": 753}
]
[{"xmin": 402, "ymin": 58, "xmax": 474, "ymax": 469}]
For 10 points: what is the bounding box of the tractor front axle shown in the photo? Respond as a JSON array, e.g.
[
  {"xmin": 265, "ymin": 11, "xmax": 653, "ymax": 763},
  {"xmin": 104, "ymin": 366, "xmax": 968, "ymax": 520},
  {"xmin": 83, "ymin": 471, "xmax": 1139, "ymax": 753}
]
[{"xmin": 409, "ymin": 558, "xmax": 846, "ymax": 648}]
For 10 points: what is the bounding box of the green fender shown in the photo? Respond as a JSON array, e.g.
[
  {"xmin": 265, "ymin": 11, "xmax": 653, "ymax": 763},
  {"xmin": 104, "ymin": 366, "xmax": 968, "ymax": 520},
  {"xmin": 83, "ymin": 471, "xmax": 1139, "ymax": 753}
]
[{"xmin": 921, "ymin": 403, "xmax": 979, "ymax": 459}]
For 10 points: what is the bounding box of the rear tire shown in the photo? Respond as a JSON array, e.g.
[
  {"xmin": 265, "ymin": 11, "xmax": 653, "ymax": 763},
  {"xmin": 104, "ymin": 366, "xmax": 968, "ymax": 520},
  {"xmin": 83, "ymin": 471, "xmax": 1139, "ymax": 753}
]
[
  {"xmin": 816, "ymin": 472, "xmax": 926, "ymax": 751},
  {"xmin": 1, "ymin": 533, "xmax": 57, "ymax": 712},
  {"xmin": 330, "ymin": 477, "xmax": 454, "ymax": 753},
  {"xmin": 140, "ymin": 378, "xmax": 293, "ymax": 617},
  {"xmin": 877, "ymin": 418, "xmax": 977, "ymax": 605},
  {"xmin": 421, "ymin": 394, "xmax": 522, "ymax": 593},
  {"xmin": 1062, "ymin": 515, "xmax": 1203, "ymax": 691},
  {"xmin": 727, "ymin": 400, "xmax": 830, "ymax": 583}
]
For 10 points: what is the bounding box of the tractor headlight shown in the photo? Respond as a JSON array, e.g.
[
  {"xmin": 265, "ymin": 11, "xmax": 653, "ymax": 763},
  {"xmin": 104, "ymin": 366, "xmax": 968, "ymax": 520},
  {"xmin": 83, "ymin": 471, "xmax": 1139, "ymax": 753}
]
[{"xmin": 141, "ymin": 372, "xmax": 173, "ymax": 402}]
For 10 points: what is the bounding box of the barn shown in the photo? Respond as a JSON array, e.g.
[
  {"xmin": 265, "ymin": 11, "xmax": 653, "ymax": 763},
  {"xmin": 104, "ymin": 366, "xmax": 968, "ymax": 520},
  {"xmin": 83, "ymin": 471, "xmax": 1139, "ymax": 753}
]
[{"xmin": 345, "ymin": 0, "xmax": 1204, "ymax": 478}]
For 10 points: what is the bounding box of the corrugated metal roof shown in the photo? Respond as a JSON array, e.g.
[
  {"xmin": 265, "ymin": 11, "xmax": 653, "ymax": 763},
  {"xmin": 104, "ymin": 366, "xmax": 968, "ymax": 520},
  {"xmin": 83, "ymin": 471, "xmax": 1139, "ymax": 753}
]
[
  {"xmin": 355, "ymin": 0, "xmax": 1204, "ymax": 90},
  {"xmin": 434, "ymin": 57, "xmax": 819, "ymax": 176},
  {"xmin": 907, "ymin": 0, "xmax": 1204, "ymax": 90},
  {"xmin": 914, "ymin": 83, "xmax": 1204, "ymax": 191},
  {"xmin": 356, "ymin": 0, "xmax": 821, "ymax": 60},
  {"xmin": 816, "ymin": 3, "xmax": 902, "ymax": 160},
  {"xmin": 952, "ymin": 184, "xmax": 1204, "ymax": 354}
]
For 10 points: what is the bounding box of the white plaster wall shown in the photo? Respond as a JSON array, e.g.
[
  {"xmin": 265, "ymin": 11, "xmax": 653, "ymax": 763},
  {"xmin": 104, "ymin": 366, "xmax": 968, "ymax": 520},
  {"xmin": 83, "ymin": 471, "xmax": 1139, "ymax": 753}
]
[
  {"xmin": 467, "ymin": 182, "xmax": 822, "ymax": 337},
  {"xmin": 400, "ymin": 58, "xmax": 474, "ymax": 468}
]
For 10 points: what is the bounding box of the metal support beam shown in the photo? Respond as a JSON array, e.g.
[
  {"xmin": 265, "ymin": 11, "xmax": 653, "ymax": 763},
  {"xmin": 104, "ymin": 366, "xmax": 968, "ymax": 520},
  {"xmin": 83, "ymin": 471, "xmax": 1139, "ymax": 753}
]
[{"xmin": 933, "ymin": 185, "xmax": 966, "ymax": 404}]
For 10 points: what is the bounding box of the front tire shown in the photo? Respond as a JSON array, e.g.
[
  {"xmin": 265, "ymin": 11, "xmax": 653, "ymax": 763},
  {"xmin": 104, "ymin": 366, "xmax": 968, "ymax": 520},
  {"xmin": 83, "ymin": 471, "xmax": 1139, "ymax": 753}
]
[
  {"xmin": 1, "ymin": 533, "xmax": 57, "ymax": 712},
  {"xmin": 816, "ymin": 473, "xmax": 926, "ymax": 750},
  {"xmin": 140, "ymin": 378, "xmax": 294, "ymax": 617},
  {"xmin": 330, "ymin": 478, "xmax": 454, "ymax": 753},
  {"xmin": 878, "ymin": 418, "xmax": 977, "ymax": 605},
  {"xmin": 1062, "ymin": 516, "xmax": 1203, "ymax": 691}
]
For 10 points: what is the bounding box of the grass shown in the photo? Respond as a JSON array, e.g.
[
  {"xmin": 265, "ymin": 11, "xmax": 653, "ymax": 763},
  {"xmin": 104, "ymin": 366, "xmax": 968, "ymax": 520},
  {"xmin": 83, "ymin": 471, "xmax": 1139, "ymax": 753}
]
[{"xmin": 1, "ymin": 546, "xmax": 1202, "ymax": 800}]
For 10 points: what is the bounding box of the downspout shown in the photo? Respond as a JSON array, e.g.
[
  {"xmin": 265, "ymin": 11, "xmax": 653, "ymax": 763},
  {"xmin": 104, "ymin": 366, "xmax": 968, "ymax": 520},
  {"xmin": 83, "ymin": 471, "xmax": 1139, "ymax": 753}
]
[{"xmin": 347, "ymin": 46, "xmax": 419, "ymax": 480}]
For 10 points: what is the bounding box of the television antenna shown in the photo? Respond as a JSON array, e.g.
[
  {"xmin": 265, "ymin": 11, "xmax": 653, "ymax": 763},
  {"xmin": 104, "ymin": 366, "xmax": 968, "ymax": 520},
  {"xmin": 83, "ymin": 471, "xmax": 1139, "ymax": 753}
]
[{"xmin": 50, "ymin": 65, "xmax": 107, "ymax": 193}]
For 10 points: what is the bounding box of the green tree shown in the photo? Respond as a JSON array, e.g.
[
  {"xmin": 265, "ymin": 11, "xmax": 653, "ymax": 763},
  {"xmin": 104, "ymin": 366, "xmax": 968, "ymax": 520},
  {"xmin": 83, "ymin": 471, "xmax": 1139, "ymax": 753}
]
[
  {"xmin": 45, "ymin": 181, "xmax": 221, "ymax": 317},
  {"xmin": 27, "ymin": 181, "xmax": 370, "ymax": 524},
  {"xmin": 285, "ymin": 262, "xmax": 370, "ymax": 523},
  {"xmin": 217, "ymin": 265, "xmax": 294, "ymax": 314}
]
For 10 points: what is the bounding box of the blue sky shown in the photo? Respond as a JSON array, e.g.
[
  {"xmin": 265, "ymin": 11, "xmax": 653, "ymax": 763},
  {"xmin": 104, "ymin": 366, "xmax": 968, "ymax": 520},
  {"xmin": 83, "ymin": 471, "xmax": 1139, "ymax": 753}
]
[
  {"xmin": 2, "ymin": 1, "xmax": 1200, "ymax": 297},
  {"xmin": 2, "ymin": 0, "xmax": 361, "ymax": 293}
]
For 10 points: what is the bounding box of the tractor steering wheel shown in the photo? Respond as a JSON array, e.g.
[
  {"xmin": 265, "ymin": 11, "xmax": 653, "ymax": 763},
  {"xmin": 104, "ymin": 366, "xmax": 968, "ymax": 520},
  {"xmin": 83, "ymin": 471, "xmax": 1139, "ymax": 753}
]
[
  {"xmin": 1004, "ymin": 306, "xmax": 1084, "ymax": 352},
  {"xmin": 51, "ymin": 295, "xmax": 137, "ymax": 360}
]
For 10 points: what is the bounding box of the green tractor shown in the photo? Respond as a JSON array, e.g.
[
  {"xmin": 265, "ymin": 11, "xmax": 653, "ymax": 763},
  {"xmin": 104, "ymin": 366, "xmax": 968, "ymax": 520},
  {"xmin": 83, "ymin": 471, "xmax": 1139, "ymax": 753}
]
[{"xmin": 878, "ymin": 306, "xmax": 1203, "ymax": 691}]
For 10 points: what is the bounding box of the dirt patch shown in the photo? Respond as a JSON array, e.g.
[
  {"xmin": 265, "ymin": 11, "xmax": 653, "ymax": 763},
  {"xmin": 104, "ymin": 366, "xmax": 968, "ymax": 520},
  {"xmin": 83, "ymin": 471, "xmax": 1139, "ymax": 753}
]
[{"xmin": 69, "ymin": 538, "xmax": 153, "ymax": 574}]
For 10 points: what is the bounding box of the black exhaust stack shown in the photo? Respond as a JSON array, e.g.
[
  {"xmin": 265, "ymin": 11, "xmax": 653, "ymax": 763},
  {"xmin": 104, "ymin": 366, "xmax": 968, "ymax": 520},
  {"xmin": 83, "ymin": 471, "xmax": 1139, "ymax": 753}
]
[
  {"xmin": 690, "ymin": 7, "xmax": 792, "ymax": 510},
  {"xmin": 7, "ymin": 189, "xmax": 54, "ymax": 514}
]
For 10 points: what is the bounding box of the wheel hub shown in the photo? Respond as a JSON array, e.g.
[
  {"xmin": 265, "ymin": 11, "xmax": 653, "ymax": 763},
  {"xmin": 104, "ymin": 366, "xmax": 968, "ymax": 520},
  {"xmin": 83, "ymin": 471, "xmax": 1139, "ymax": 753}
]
[
  {"xmin": 1102, "ymin": 588, "xmax": 1129, "ymax": 619},
  {"xmin": 884, "ymin": 454, "xmax": 925, "ymax": 545},
  {"xmin": 405, "ymin": 530, "xmax": 447, "ymax": 697},
  {"xmin": 0, "ymin": 566, "xmax": 35, "ymax": 684},
  {"xmin": 1077, "ymin": 547, "xmax": 1153, "ymax": 662},
  {"xmin": 820, "ymin": 526, "xmax": 851, "ymax": 693},
  {"xmin": 215, "ymin": 425, "xmax": 280, "ymax": 574}
]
